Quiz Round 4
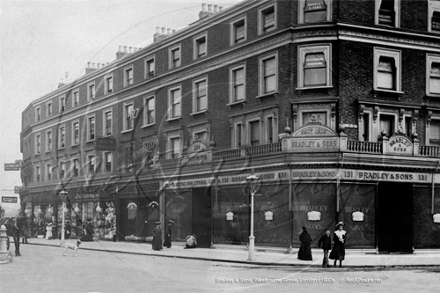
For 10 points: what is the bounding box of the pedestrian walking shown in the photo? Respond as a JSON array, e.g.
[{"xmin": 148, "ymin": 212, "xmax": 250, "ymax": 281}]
[
  {"xmin": 152, "ymin": 221, "xmax": 163, "ymax": 251},
  {"xmin": 298, "ymin": 226, "xmax": 313, "ymax": 260},
  {"xmin": 80, "ymin": 218, "xmax": 94, "ymax": 241},
  {"xmin": 184, "ymin": 234, "xmax": 197, "ymax": 249},
  {"xmin": 46, "ymin": 222, "xmax": 53, "ymax": 240},
  {"xmin": 163, "ymin": 220, "xmax": 173, "ymax": 248},
  {"xmin": 318, "ymin": 229, "xmax": 332, "ymax": 267},
  {"xmin": 329, "ymin": 222, "xmax": 346, "ymax": 267}
]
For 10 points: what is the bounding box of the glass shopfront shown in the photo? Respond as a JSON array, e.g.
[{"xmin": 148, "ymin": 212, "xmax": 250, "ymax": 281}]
[{"xmin": 413, "ymin": 186, "xmax": 440, "ymax": 248}]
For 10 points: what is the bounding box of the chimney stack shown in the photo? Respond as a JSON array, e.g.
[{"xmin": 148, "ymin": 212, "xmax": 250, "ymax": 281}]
[
  {"xmin": 58, "ymin": 78, "xmax": 65, "ymax": 88},
  {"xmin": 154, "ymin": 27, "xmax": 175, "ymax": 43},
  {"xmin": 199, "ymin": 3, "xmax": 217, "ymax": 20},
  {"xmin": 85, "ymin": 62, "xmax": 98, "ymax": 74}
]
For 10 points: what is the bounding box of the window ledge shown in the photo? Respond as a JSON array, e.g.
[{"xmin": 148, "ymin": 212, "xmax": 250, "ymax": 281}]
[
  {"xmin": 166, "ymin": 117, "xmax": 181, "ymax": 122},
  {"xmin": 121, "ymin": 129, "xmax": 134, "ymax": 134},
  {"xmin": 426, "ymin": 93, "xmax": 440, "ymax": 99},
  {"xmin": 86, "ymin": 140, "xmax": 95, "ymax": 143},
  {"xmin": 190, "ymin": 110, "xmax": 208, "ymax": 117},
  {"xmin": 295, "ymin": 86, "xmax": 333, "ymax": 96},
  {"xmin": 71, "ymin": 144, "xmax": 79, "ymax": 148},
  {"xmin": 226, "ymin": 100, "xmax": 246, "ymax": 110},
  {"xmin": 373, "ymin": 89, "xmax": 404, "ymax": 99},
  {"xmin": 142, "ymin": 123, "xmax": 156, "ymax": 129},
  {"xmin": 256, "ymin": 91, "xmax": 279, "ymax": 103}
]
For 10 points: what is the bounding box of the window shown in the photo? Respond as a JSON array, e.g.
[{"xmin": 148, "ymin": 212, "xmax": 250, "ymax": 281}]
[
  {"xmin": 124, "ymin": 67, "xmax": 133, "ymax": 86},
  {"xmin": 298, "ymin": 0, "xmax": 332, "ymax": 23},
  {"xmin": 73, "ymin": 159, "xmax": 79, "ymax": 177},
  {"xmin": 266, "ymin": 116, "xmax": 275, "ymax": 144},
  {"xmin": 429, "ymin": 119, "xmax": 440, "ymax": 145},
  {"xmin": 105, "ymin": 152, "xmax": 112, "ymax": 172},
  {"xmin": 194, "ymin": 35, "xmax": 207, "ymax": 59},
  {"xmin": 249, "ymin": 120, "xmax": 260, "ymax": 146},
  {"xmin": 235, "ymin": 123, "xmax": 242, "ymax": 148},
  {"xmin": 259, "ymin": 4, "xmax": 276, "ymax": 34},
  {"xmin": 88, "ymin": 83, "xmax": 95, "ymax": 100},
  {"xmin": 231, "ymin": 17, "xmax": 246, "ymax": 45},
  {"xmin": 105, "ymin": 75, "xmax": 113, "ymax": 93},
  {"xmin": 46, "ymin": 131, "xmax": 52, "ymax": 151},
  {"xmin": 123, "ymin": 103, "xmax": 134, "ymax": 131},
  {"xmin": 374, "ymin": 48, "xmax": 401, "ymax": 92},
  {"xmin": 260, "ymin": 54, "xmax": 278, "ymax": 95},
  {"xmin": 36, "ymin": 107, "xmax": 41, "ymax": 122},
  {"xmin": 375, "ymin": 0, "xmax": 400, "ymax": 27},
  {"xmin": 36, "ymin": 166, "xmax": 40, "ymax": 182},
  {"xmin": 298, "ymin": 45, "xmax": 331, "ymax": 89},
  {"xmin": 429, "ymin": 0, "xmax": 440, "ymax": 33},
  {"xmin": 404, "ymin": 116, "xmax": 413, "ymax": 137},
  {"xmin": 73, "ymin": 90, "xmax": 79, "ymax": 107},
  {"xmin": 72, "ymin": 121, "xmax": 79, "ymax": 145},
  {"xmin": 103, "ymin": 110, "xmax": 112, "ymax": 136},
  {"xmin": 194, "ymin": 131, "xmax": 208, "ymax": 143},
  {"xmin": 36, "ymin": 134, "xmax": 41, "ymax": 154},
  {"xmin": 59, "ymin": 126, "xmax": 65, "ymax": 148},
  {"xmin": 47, "ymin": 102, "xmax": 52, "ymax": 117},
  {"xmin": 88, "ymin": 155, "xmax": 95, "ymax": 174},
  {"xmin": 47, "ymin": 164, "xmax": 51, "ymax": 181},
  {"xmin": 145, "ymin": 57, "xmax": 155, "ymax": 77},
  {"xmin": 193, "ymin": 79, "xmax": 207, "ymax": 113},
  {"xmin": 170, "ymin": 137, "xmax": 181, "ymax": 158},
  {"xmin": 87, "ymin": 116, "xmax": 95, "ymax": 141},
  {"xmin": 427, "ymin": 55, "xmax": 440, "ymax": 96},
  {"xmin": 169, "ymin": 45, "xmax": 181, "ymax": 69},
  {"xmin": 144, "ymin": 96, "xmax": 155, "ymax": 125},
  {"xmin": 379, "ymin": 114, "xmax": 396, "ymax": 137},
  {"xmin": 168, "ymin": 87, "xmax": 181, "ymax": 119},
  {"xmin": 230, "ymin": 65, "xmax": 246, "ymax": 103},
  {"xmin": 60, "ymin": 97, "xmax": 66, "ymax": 112},
  {"xmin": 60, "ymin": 162, "xmax": 65, "ymax": 179}
]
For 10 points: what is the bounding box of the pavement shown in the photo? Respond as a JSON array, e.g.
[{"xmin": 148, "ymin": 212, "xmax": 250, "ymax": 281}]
[{"xmin": 21, "ymin": 237, "xmax": 440, "ymax": 268}]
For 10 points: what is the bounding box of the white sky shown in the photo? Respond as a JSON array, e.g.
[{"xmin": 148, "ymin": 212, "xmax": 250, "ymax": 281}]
[{"xmin": 0, "ymin": 0, "xmax": 241, "ymax": 196}]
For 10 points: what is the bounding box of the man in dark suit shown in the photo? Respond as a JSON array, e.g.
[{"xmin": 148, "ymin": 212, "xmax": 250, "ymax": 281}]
[{"xmin": 318, "ymin": 229, "xmax": 332, "ymax": 267}]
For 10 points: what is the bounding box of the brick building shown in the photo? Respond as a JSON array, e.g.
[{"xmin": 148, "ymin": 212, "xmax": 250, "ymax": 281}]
[{"xmin": 20, "ymin": 0, "xmax": 440, "ymax": 252}]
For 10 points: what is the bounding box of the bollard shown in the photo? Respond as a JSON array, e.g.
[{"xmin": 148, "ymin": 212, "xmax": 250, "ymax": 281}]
[{"xmin": 0, "ymin": 225, "xmax": 12, "ymax": 264}]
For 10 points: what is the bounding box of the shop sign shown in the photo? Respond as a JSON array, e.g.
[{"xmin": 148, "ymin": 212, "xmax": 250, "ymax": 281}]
[
  {"xmin": 388, "ymin": 135, "xmax": 413, "ymax": 155},
  {"xmin": 94, "ymin": 137, "xmax": 117, "ymax": 151},
  {"xmin": 4, "ymin": 163, "xmax": 20, "ymax": 171},
  {"xmin": 165, "ymin": 177, "xmax": 216, "ymax": 189},
  {"xmin": 283, "ymin": 123, "xmax": 340, "ymax": 153},
  {"xmin": 292, "ymin": 169, "xmax": 337, "ymax": 179},
  {"xmin": 341, "ymin": 169, "xmax": 433, "ymax": 183},
  {"xmin": 1, "ymin": 196, "xmax": 18, "ymax": 203},
  {"xmin": 305, "ymin": 0, "xmax": 326, "ymax": 11}
]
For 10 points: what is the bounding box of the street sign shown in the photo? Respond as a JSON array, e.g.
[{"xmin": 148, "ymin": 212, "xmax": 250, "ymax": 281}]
[
  {"xmin": 94, "ymin": 137, "xmax": 117, "ymax": 151},
  {"xmin": 2, "ymin": 196, "xmax": 18, "ymax": 203},
  {"xmin": 4, "ymin": 163, "xmax": 20, "ymax": 171}
]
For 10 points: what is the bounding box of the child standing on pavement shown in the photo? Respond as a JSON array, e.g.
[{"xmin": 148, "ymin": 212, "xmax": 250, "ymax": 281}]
[{"xmin": 318, "ymin": 229, "xmax": 332, "ymax": 267}]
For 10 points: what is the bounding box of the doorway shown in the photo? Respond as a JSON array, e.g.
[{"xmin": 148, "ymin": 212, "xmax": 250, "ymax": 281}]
[
  {"xmin": 377, "ymin": 182, "xmax": 413, "ymax": 253},
  {"xmin": 192, "ymin": 187, "xmax": 212, "ymax": 247}
]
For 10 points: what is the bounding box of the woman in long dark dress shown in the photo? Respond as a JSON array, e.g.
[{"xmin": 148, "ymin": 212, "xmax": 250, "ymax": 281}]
[
  {"xmin": 298, "ymin": 226, "xmax": 313, "ymax": 260},
  {"xmin": 80, "ymin": 219, "xmax": 94, "ymax": 241},
  {"xmin": 152, "ymin": 222, "xmax": 162, "ymax": 251},
  {"xmin": 329, "ymin": 222, "xmax": 346, "ymax": 267},
  {"xmin": 163, "ymin": 220, "xmax": 173, "ymax": 248}
]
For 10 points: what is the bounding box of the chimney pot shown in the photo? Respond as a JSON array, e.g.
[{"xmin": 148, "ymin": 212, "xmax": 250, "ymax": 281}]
[
  {"xmin": 119, "ymin": 45, "xmax": 123, "ymax": 51},
  {"xmin": 208, "ymin": 4, "xmax": 213, "ymax": 12},
  {"xmin": 219, "ymin": 6, "xmax": 224, "ymax": 11},
  {"xmin": 167, "ymin": 28, "xmax": 172, "ymax": 35},
  {"xmin": 172, "ymin": 29, "xmax": 177, "ymax": 34},
  {"xmin": 87, "ymin": 62, "xmax": 91, "ymax": 67},
  {"xmin": 92, "ymin": 62, "xmax": 96, "ymax": 68},
  {"xmin": 156, "ymin": 27, "xmax": 161, "ymax": 33},
  {"xmin": 162, "ymin": 27, "xmax": 166, "ymax": 34},
  {"xmin": 129, "ymin": 47, "xmax": 132, "ymax": 52},
  {"xmin": 124, "ymin": 46, "xmax": 127, "ymax": 52},
  {"xmin": 65, "ymin": 72, "xmax": 69, "ymax": 79},
  {"xmin": 202, "ymin": 3, "xmax": 206, "ymax": 11},
  {"xmin": 214, "ymin": 5, "xmax": 218, "ymax": 13}
]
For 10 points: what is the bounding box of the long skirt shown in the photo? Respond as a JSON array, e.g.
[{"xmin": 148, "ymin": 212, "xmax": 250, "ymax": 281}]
[
  {"xmin": 152, "ymin": 235, "xmax": 163, "ymax": 251},
  {"xmin": 298, "ymin": 243, "xmax": 313, "ymax": 260},
  {"xmin": 163, "ymin": 233, "xmax": 172, "ymax": 248},
  {"xmin": 329, "ymin": 243, "xmax": 345, "ymax": 261}
]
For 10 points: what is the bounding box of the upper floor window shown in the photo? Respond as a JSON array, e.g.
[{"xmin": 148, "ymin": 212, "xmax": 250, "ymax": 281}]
[
  {"xmin": 379, "ymin": 113, "xmax": 396, "ymax": 138},
  {"xmin": 60, "ymin": 97, "xmax": 66, "ymax": 112},
  {"xmin": 58, "ymin": 126, "xmax": 65, "ymax": 148},
  {"xmin": 193, "ymin": 78, "xmax": 207, "ymax": 113},
  {"xmin": 88, "ymin": 83, "xmax": 95, "ymax": 100},
  {"xmin": 123, "ymin": 102, "xmax": 134, "ymax": 131},
  {"xmin": 35, "ymin": 107, "xmax": 41, "ymax": 122},
  {"xmin": 259, "ymin": 4, "xmax": 276, "ymax": 34},
  {"xmin": 375, "ymin": 0, "xmax": 400, "ymax": 27},
  {"xmin": 105, "ymin": 75, "xmax": 113, "ymax": 93},
  {"xmin": 231, "ymin": 17, "xmax": 246, "ymax": 45},
  {"xmin": 298, "ymin": 0, "xmax": 332, "ymax": 23},
  {"xmin": 73, "ymin": 90, "xmax": 79, "ymax": 107},
  {"xmin": 124, "ymin": 67, "xmax": 134, "ymax": 86},
  {"xmin": 36, "ymin": 134, "xmax": 41, "ymax": 154},
  {"xmin": 169, "ymin": 45, "xmax": 181, "ymax": 69},
  {"xmin": 230, "ymin": 65, "xmax": 246, "ymax": 103},
  {"xmin": 427, "ymin": 54, "xmax": 440, "ymax": 96},
  {"xmin": 47, "ymin": 102, "xmax": 52, "ymax": 117},
  {"xmin": 72, "ymin": 121, "xmax": 79, "ymax": 145},
  {"xmin": 170, "ymin": 136, "xmax": 181, "ymax": 158},
  {"xmin": 429, "ymin": 0, "xmax": 440, "ymax": 33},
  {"xmin": 47, "ymin": 164, "xmax": 52, "ymax": 181},
  {"xmin": 249, "ymin": 120, "xmax": 261, "ymax": 146},
  {"xmin": 145, "ymin": 57, "xmax": 155, "ymax": 77},
  {"xmin": 36, "ymin": 166, "xmax": 40, "ymax": 182},
  {"xmin": 194, "ymin": 34, "xmax": 207, "ymax": 59},
  {"xmin": 374, "ymin": 48, "xmax": 401, "ymax": 92},
  {"xmin": 234, "ymin": 122, "xmax": 243, "ymax": 148},
  {"xmin": 88, "ymin": 155, "xmax": 95, "ymax": 174},
  {"xmin": 105, "ymin": 152, "xmax": 112, "ymax": 172},
  {"xmin": 60, "ymin": 162, "xmax": 65, "ymax": 179},
  {"xmin": 298, "ymin": 45, "xmax": 332, "ymax": 89},
  {"xmin": 103, "ymin": 110, "xmax": 112, "ymax": 136},
  {"xmin": 73, "ymin": 159, "xmax": 79, "ymax": 177},
  {"xmin": 168, "ymin": 87, "xmax": 181, "ymax": 119},
  {"xmin": 260, "ymin": 54, "xmax": 278, "ymax": 95},
  {"xmin": 429, "ymin": 119, "xmax": 440, "ymax": 146},
  {"xmin": 46, "ymin": 131, "xmax": 52, "ymax": 151},
  {"xmin": 144, "ymin": 96, "xmax": 155, "ymax": 126},
  {"xmin": 87, "ymin": 116, "xmax": 95, "ymax": 141}
]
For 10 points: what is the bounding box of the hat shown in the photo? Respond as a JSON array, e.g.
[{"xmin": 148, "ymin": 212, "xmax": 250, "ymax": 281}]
[
  {"xmin": 335, "ymin": 221, "xmax": 345, "ymax": 228},
  {"xmin": 302, "ymin": 226, "xmax": 307, "ymax": 231},
  {"xmin": 155, "ymin": 221, "xmax": 160, "ymax": 225}
]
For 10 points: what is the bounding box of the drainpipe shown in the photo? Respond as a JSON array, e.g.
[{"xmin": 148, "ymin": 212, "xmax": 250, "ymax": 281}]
[{"xmin": 432, "ymin": 159, "xmax": 440, "ymax": 214}]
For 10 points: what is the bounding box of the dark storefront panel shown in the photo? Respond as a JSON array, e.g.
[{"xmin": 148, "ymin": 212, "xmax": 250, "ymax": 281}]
[
  {"xmin": 213, "ymin": 186, "xmax": 249, "ymax": 245},
  {"xmin": 165, "ymin": 190, "xmax": 192, "ymax": 241},
  {"xmin": 413, "ymin": 186, "xmax": 440, "ymax": 249},
  {"xmin": 192, "ymin": 187, "xmax": 212, "ymax": 247},
  {"xmin": 291, "ymin": 183, "xmax": 336, "ymax": 247},
  {"xmin": 254, "ymin": 184, "xmax": 290, "ymax": 247},
  {"xmin": 340, "ymin": 183, "xmax": 376, "ymax": 248}
]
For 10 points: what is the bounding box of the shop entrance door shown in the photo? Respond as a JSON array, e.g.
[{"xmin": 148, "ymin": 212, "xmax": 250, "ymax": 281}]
[
  {"xmin": 377, "ymin": 182, "xmax": 413, "ymax": 253},
  {"xmin": 192, "ymin": 187, "xmax": 212, "ymax": 247}
]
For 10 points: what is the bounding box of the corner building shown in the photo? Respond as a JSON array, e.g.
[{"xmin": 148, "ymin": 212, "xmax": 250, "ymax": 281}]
[{"xmin": 20, "ymin": 0, "xmax": 440, "ymax": 252}]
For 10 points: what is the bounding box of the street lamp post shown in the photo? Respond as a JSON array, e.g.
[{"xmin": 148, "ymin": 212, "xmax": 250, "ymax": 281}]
[
  {"xmin": 246, "ymin": 170, "xmax": 259, "ymax": 261},
  {"xmin": 59, "ymin": 190, "xmax": 68, "ymax": 245}
]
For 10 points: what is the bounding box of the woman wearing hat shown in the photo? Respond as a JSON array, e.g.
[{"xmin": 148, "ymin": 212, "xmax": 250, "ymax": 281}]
[
  {"xmin": 152, "ymin": 221, "xmax": 163, "ymax": 251},
  {"xmin": 298, "ymin": 226, "xmax": 313, "ymax": 260},
  {"xmin": 163, "ymin": 220, "xmax": 173, "ymax": 248},
  {"xmin": 46, "ymin": 222, "xmax": 53, "ymax": 240},
  {"xmin": 329, "ymin": 222, "xmax": 346, "ymax": 267}
]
